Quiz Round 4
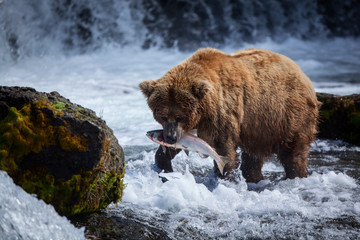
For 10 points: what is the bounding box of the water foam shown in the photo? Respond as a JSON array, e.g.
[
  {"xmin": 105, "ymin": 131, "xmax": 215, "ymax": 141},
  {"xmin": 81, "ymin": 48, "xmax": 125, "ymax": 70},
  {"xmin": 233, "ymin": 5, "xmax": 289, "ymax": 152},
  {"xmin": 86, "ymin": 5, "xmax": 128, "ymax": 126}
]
[
  {"xmin": 124, "ymin": 151, "xmax": 358, "ymax": 214},
  {"xmin": 120, "ymin": 147, "xmax": 360, "ymax": 239}
]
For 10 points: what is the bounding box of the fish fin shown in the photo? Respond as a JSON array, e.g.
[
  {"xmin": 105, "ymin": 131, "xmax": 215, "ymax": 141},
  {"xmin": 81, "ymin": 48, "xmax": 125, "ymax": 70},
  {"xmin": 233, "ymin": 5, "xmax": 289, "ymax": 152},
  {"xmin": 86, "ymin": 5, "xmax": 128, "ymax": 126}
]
[
  {"xmin": 184, "ymin": 150, "xmax": 190, "ymax": 156},
  {"xmin": 188, "ymin": 129, "xmax": 198, "ymax": 136},
  {"xmin": 198, "ymin": 153, "xmax": 209, "ymax": 158},
  {"xmin": 215, "ymin": 156, "xmax": 232, "ymax": 176},
  {"xmin": 161, "ymin": 145, "xmax": 167, "ymax": 154}
]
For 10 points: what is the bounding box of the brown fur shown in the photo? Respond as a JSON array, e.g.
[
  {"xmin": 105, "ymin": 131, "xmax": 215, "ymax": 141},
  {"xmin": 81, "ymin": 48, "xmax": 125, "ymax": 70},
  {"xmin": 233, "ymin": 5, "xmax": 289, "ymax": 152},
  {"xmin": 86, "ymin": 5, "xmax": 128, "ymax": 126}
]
[{"xmin": 139, "ymin": 48, "xmax": 320, "ymax": 182}]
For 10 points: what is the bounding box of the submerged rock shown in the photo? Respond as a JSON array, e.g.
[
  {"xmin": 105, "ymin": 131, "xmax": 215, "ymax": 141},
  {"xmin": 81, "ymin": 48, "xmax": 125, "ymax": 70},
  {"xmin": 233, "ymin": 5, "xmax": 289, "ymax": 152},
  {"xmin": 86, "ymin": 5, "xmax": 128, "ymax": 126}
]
[
  {"xmin": 70, "ymin": 211, "xmax": 171, "ymax": 240},
  {"xmin": 0, "ymin": 86, "xmax": 125, "ymax": 216},
  {"xmin": 317, "ymin": 93, "xmax": 360, "ymax": 146}
]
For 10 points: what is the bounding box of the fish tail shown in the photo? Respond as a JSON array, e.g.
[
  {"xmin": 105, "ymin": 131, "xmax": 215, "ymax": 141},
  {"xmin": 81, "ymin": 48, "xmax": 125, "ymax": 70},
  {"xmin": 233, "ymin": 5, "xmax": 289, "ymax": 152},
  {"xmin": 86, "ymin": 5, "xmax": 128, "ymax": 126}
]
[{"xmin": 216, "ymin": 156, "xmax": 232, "ymax": 176}]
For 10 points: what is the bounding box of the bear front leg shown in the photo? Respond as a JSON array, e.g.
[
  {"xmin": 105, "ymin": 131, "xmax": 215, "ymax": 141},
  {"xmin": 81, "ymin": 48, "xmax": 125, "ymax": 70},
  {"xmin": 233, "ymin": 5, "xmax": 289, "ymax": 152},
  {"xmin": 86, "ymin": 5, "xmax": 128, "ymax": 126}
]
[
  {"xmin": 240, "ymin": 152, "xmax": 265, "ymax": 183},
  {"xmin": 155, "ymin": 145, "xmax": 181, "ymax": 173}
]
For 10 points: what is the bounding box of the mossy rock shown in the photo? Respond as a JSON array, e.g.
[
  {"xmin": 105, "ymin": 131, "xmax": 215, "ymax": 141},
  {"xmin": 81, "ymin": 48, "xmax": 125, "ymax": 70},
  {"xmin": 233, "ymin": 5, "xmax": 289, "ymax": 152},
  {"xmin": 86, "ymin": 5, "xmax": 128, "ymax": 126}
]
[
  {"xmin": 0, "ymin": 86, "xmax": 125, "ymax": 216},
  {"xmin": 317, "ymin": 93, "xmax": 360, "ymax": 146}
]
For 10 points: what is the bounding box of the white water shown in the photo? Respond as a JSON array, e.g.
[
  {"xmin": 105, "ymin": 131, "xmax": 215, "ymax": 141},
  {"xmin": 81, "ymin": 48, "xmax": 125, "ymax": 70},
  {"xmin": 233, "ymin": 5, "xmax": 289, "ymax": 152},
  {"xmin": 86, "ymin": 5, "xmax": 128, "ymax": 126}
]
[
  {"xmin": 1, "ymin": 38, "xmax": 360, "ymax": 239},
  {"xmin": 121, "ymin": 154, "xmax": 360, "ymax": 239}
]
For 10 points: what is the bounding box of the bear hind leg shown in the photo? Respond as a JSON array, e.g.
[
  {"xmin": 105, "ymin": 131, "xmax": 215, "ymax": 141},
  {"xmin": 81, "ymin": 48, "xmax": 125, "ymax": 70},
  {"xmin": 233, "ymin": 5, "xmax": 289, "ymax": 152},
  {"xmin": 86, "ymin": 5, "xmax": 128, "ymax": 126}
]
[{"xmin": 240, "ymin": 152, "xmax": 265, "ymax": 183}]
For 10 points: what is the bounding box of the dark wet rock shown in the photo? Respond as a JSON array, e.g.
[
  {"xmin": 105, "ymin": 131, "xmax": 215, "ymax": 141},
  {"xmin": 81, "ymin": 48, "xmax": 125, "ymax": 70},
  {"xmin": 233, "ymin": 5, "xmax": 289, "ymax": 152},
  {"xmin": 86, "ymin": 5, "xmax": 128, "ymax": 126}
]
[
  {"xmin": 317, "ymin": 93, "xmax": 360, "ymax": 146},
  {"xmin": 70, "ymin": 211, "xmax": 171, "ymax": 240},
  {"xmin": 0, "ymin": 86, "xmax": 125, "ymax": 216}
]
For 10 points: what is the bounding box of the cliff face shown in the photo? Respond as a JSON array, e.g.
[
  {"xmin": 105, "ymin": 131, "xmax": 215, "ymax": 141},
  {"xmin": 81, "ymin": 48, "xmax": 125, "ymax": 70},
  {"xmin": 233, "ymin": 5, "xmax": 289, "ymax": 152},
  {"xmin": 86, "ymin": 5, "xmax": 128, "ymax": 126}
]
[{"xmin": 0, "ymin": 86, "xmax": 125, "ymax": 216}]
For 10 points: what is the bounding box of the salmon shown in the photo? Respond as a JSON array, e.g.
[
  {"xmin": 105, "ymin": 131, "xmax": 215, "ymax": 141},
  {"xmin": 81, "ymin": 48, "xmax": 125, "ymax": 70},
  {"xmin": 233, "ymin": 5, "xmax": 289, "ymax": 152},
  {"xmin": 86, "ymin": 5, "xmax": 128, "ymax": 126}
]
[{"xmin": 146, "ymin": 129, "xmax": 231, "ymax": 175}]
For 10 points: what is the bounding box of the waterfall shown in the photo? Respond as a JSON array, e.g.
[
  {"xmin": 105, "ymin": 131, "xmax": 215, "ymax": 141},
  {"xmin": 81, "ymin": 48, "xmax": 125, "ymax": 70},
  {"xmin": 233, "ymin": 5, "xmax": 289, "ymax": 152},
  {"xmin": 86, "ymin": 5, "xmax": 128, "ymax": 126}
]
[{"xmin": 0, "ymin": 0, "xmax": 359, "ymax": 61}]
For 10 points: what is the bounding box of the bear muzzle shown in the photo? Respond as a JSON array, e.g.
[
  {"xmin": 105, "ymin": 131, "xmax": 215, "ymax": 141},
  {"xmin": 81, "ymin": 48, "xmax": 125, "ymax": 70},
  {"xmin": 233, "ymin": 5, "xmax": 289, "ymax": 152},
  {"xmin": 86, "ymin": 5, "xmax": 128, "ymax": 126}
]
[{"xmin": 164, "ymin": 122, "xmax": 182, "ymax": 144}]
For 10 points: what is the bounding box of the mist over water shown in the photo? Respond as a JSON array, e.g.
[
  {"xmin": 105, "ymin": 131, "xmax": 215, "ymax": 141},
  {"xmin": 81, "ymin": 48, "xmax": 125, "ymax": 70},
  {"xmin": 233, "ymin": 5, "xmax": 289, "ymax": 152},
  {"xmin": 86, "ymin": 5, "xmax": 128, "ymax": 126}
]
[{"xmin": 1, "ymin": 0, "xmax": 360, "ymax": 239}]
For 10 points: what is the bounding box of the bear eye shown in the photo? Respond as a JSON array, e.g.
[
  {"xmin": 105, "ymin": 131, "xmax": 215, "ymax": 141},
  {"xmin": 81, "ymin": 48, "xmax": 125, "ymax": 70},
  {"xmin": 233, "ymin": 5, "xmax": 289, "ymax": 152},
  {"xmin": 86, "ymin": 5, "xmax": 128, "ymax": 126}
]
[{"xmin": 161, "ymin": 117, "xmax": 168, "ymax": 122}]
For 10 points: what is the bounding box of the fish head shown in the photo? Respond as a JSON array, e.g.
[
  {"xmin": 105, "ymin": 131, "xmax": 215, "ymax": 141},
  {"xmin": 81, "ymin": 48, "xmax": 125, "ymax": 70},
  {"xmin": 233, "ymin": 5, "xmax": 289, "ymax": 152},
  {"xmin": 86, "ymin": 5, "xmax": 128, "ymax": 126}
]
[{"xmin": 146, "ymin": 130, "xmax": 166, "ymax": 145}]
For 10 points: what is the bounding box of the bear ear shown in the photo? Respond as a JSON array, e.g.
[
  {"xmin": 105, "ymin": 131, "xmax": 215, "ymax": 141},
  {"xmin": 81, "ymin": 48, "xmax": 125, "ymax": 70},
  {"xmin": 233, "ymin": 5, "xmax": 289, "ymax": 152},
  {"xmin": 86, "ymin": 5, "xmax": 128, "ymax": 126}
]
[
  {"xmin": 139, "ymin": 80, "xmax": 156, "ymax": 98},
  {"xmin": 191, "ymin": 80, "xmax": 211, "ymax": 99}
]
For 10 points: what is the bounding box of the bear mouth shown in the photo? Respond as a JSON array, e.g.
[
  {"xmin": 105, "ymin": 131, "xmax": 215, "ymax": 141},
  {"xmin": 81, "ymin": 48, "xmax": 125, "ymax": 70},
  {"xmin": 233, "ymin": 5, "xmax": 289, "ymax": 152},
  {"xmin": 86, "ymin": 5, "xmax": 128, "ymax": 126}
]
[{"xmin": 163, "ymin": 122, "xmax": 184, "ymax": 144}]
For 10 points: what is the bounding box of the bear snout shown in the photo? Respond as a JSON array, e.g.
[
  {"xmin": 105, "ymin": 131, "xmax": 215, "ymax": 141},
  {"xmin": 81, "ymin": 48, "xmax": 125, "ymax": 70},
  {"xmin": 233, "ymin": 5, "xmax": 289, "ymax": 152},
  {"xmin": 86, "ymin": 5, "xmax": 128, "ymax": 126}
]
[
  {"xmin": 164, "ymin": 122, "xmax": 179, "ymax": 144},
  {"xmin": 165, "ymin": 135, "xmax": 177, "ymax": 144}
]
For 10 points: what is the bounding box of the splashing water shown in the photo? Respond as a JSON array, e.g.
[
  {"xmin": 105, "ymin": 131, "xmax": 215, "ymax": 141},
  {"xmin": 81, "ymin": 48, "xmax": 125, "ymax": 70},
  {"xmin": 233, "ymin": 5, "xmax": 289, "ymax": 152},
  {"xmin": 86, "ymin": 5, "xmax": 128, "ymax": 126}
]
[
  {"xmin": 0, "ymin": 171, "xmax": 85, "ymax": 240},
  {"xmin": 115, "ymin": 141, "xmax": 360, "ymax": 239}
]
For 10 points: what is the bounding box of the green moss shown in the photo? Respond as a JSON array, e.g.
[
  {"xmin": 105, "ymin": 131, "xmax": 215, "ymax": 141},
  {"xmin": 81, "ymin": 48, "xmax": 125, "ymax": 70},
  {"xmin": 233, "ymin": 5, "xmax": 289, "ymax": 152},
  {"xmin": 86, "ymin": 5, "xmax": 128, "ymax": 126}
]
[
  {"xmin": 348, "ymin": 112, "xmax": 360, "ymax": 143},
  {"xmin": 50, "ymin": 100, "xmax": 96, "ymax": 121},
  {"xmin": 75, "ymin": 106, "xmax": 98, "ymax": 121},
  {"xmin": 75, "ymin": 106, "xmax": 84, "ymax": 113},
  {"xmin": 52, "ymin": 100, "xmax": 67, "ymax": 110},
  {"xmin": 18, "ymin": 167, "xmax": 89, "ymax": 215},
  {"xmin": 0, "ymin": 103, "xmax": 87, "ymax": 162},
  {"xmin": 57, "ymin": 126, "xmax": 88, "ymax": 152},
  {"xmin": 320, "ymin": 109, "xmax": 331, "ymax": 121},
  {"xmin": 0, "ymin": 105, "xmax": 51, "ymax": 174},
  {"xmin": 91, "ymin": 169, "xmax": 126, "ymax": 210}
]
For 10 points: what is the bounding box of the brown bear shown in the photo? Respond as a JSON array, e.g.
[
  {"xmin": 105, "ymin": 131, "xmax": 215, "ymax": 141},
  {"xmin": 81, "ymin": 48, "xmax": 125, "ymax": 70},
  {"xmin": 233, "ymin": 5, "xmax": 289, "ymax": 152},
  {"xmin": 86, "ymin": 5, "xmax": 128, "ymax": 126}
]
[{"xmin": 139, "ymin": 48, "xmax": 320, "ymax": 183}]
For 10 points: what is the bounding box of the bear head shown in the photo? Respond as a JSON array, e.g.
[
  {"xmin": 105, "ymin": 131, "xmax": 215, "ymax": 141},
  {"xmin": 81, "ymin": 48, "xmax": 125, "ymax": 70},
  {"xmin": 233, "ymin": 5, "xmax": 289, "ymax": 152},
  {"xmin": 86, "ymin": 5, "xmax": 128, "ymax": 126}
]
[{"xmin": 139, "ymin": 64, "xmax": 212, "ymax": 144}]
